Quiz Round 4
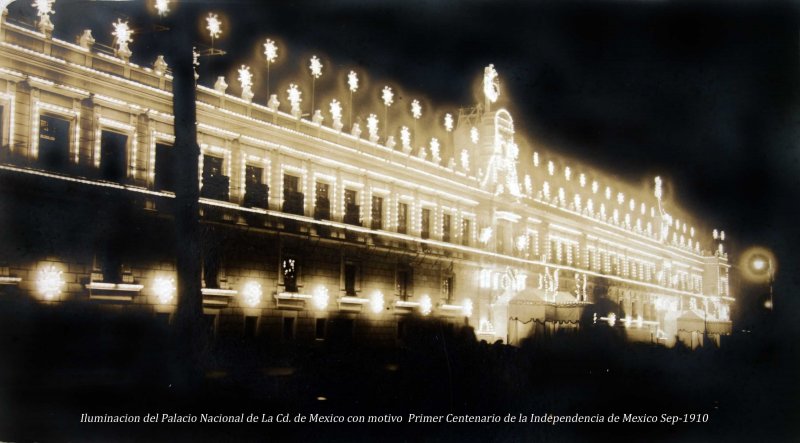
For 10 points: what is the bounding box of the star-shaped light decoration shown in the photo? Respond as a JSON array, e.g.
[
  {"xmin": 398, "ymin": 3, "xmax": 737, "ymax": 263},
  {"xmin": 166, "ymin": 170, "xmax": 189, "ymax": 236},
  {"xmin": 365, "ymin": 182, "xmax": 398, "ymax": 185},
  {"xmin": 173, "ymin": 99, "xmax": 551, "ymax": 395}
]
[
  {"xmin": 206, "ymin": 13, "xmax": 222, "ymax": 40},
  {"xmin": 470, "ymin": 127, "xmax": 479, "ymax": 144},
  {"xmin": 309, "ymin": 55, "xmax": 323, "ymax": 79},
  {"xmin": 411, "ymin": 99, "xmax": 422, "ymax": 120},
  {"xmin": 367, "ymin": 114, "xmax": 379, "ymax": 141},
  {"xmin": 382, "ymin": 86, "xmax": 394, "ymax": 107},
  {"xmin": 444, "ymin": 113, "xmax": 454, "ymax": 132},
  {"xmin": 263, "ymin": 39, "xmax": 278, "ymax": 63},
  {"xmin": 154, "ymin": 0, "xmax": 170, "ymax": 17},
  {"xmin": 347, "ymin": 70, "xmax": 359, "ymax": 93},
  {"xmin": 330, "ymin": 99, "xmax": 342, "ymax": 122}
]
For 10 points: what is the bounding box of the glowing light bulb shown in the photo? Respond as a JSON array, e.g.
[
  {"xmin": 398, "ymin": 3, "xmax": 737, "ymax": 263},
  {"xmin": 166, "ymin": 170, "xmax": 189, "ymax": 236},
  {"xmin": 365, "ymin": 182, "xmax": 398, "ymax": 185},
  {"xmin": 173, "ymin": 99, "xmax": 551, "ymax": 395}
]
[
  {"xmin": 154, "ymin": 0, "xmax": 170, "ymax": 17},
  {"xmin": 369, "ymin": 291, "xmax": 384, "ymax": 314},
  {"xmin": 470, "ymin": 127, "xmax": 479, "ymax": 144},
  {"xmin": 420, "ymin": 295, "xmax": 432, "ymax": 316},
  {"xmin": 547, "ymin": 161, "xmax": 554, "ymax": 176},
  {"xmin": 263, "ymin": 39, "xmax": 278, "ymax": 63},
  {"xmin": 617, "ymin": 192, "xmax": 624, "ymax": 205},
  {"xmin": 206, "ymin": 13, "xmax": 222, "ymax": 40},
  {"xmin": 312, "ymin": 285, "xmax": 329, "ymax": 310},
  {"xmin": 242, "ymin": 281, "xmax": 262, "ymax": 307},
  {"xmin": 152, "ymin": 276, "xmax": 176, "ymax": 305},
  {"xmin": 347, "ymin": 70, "xmax": 359, "ymax": 92},
  {"xmin": 564, "ymin": 166, "xmax": 572, "ymax": 181},
  {"xmin": 34, "ymin": 0, "xmax": 55, "ymax": 17},
  {"xmin": 579, "ymin": 173, "xmax": 586, "ymax": 187},
  {"xmin": 37, "ymin": 265, "xmax": 63, "ymax": 300},
  {"xmin": 533, "ymin": 152, "xmax": 539, "ymax": 167},
  {"xmin": 382, "ymin": 86, "xmax": 394, "ymax": 107},
  {"xmin": 308, "ymin": 55, "xmax": 323, "ymax": 79},
  {"xmin": 591, "ymin": 181, "xmax": 598, "ymax": 194},
  {"xmin": 460, "ymin": 149, "xmax": 470, "ymax": 171},
  {"xmin": 444, "ymin": 113, "xmax": 454, "ymax": 132}
]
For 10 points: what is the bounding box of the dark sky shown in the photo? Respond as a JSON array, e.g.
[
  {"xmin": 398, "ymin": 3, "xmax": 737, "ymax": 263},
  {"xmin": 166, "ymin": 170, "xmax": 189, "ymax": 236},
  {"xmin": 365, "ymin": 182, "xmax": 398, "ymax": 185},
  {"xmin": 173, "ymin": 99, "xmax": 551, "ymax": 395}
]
[{"xmin": 8, "ymin": 0, "xmax": 800, "ymax": 317}]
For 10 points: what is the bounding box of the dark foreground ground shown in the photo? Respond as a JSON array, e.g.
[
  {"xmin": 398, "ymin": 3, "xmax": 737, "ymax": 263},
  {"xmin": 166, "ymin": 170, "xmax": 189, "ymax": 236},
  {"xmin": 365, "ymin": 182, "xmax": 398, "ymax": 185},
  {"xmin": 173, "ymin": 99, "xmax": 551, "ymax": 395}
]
[{"xmin": 0, "ymin": 300, "xmax": 797, "ymax": 442}]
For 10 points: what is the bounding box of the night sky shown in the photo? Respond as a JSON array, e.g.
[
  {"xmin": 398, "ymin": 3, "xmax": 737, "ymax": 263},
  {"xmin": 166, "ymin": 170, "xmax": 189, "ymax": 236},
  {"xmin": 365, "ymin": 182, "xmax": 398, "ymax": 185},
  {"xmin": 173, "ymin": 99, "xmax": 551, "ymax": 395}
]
[{"xmin": 8, "ymin": 0, "xmax": 800, "ymax": 325}]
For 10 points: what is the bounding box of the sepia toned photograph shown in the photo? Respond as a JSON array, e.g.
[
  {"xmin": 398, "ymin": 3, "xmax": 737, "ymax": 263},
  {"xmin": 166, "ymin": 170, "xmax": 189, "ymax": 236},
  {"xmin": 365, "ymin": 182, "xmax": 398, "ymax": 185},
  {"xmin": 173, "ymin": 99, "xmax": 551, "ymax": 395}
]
[{"xmin": 0, "ymin": 0, "xmax": 797, "ymax": 441}]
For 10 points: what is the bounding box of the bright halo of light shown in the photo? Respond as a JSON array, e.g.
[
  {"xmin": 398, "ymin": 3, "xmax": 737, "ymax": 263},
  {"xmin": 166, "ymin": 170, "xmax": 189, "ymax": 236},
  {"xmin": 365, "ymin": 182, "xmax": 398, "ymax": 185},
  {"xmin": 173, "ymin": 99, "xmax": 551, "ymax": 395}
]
[
  {"xmin": 287, "ymin": 83, "xmax": 302, "ymax": 108},
  {"xmin": 309, "ymin": 55, "xmax": 323, "ymax": 79},
  {"xmin": 419, "ymin": 294, "xmax": 432, "ymax": 316},
  {"xmin": 152, "ymin": 276, "xmax": 176, "ymax": 305},
  {"xmin": 411, "ymin": 99, "xmax": 422, "ymax": 120},
  {"xmin": 242, "ymin": 281, "xmax": 263, "ymax": 307},
  {"xmin": 462, "ymin": 299, "xmax": 473, "ymax": 317},
  {"xmin": 154, "ymin": 0, "xmax": 170, "ymax": 17},
  {"xmin": 369, "ymin": 290, "xmax": 384, "ymax": 314},
  {"xmin": 347, "ymin": 70, "xmax": 358, "ymax": 92},
  {"xmin": 205, "ymin": 13, "xmax": 222, "ymax": 40},
  {"xmin": 37, "ymin": 264, "xmax": 63, "ymax": 300},
  {"xmin": 312, "ymin": 285, "xmax": 329, "ymax": 310},
  {"xmin": 33, "ymin": 0, "xmax": 54, "ymax": 18},
  {"xmin": 237, "ymin": 65, "xmax": 252, "ymax": 91},
  {"xmin": 444, "ymin": 113, "xmax": 454, "ymax": 132},
  {"xmin": 739, "ymin": 246, "xmax": 777, "ymax": 284},
  {"xmin": 263, "ymin": 39, "xmax": 278, "ymax": 63},
  {"xmin": 381, "ymin": 86, "xmax": 394, "ymax": 107},
  {"xmin": 112, "ymin": 19, "xmax": 133, "ymax": 46},
  {"xmin": 329, "ymin": 99, "xmax": 342, "ymax": 121},
  {"xmin": 483, "ymin": 64, "xmax": 500, "ymax": 103}
]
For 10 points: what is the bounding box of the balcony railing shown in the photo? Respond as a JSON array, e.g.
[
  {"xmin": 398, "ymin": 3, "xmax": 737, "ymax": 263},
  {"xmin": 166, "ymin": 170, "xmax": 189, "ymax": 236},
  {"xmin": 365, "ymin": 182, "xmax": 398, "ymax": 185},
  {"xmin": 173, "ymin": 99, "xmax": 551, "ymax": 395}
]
[
  {"xmin": 283, "ymin": 191, "xmax": 304, "ymax": 215},
  {"xmin": 314, "ymin": 198, "xmax": 331, "ymax": 220},
  {"xmin": 242, "ymin": 183, "xmax": 269, "ymax": 209},
  {"xmin": 200, "ymin": 174, "xmax": 230, "ymax": 202},
  {"xmin": 343, "ymin": 203, "xmax": 360, "ymax": 226}
]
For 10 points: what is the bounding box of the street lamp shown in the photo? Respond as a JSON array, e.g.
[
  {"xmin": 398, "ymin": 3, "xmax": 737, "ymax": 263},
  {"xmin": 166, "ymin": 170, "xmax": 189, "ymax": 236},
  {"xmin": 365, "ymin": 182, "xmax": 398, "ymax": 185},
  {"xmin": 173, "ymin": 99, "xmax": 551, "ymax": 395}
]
[{"xmin": 749, "ymin": 253, "xmax": 774, "ymax": 310}]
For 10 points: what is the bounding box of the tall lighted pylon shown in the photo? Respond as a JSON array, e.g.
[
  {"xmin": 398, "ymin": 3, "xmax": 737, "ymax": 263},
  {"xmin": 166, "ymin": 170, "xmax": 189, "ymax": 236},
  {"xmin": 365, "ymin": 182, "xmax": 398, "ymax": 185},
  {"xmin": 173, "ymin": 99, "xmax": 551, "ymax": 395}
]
[
  {"xmin": 382, "ymin": 86, "xmax": 393, "ymax": 140},
  {"xmin": 347, "ymin": 70, "xmax": 359, "ymax": 128},
  {"xmin": 309, "ymin": 55, "xmax": 322, "ymax": 115}
]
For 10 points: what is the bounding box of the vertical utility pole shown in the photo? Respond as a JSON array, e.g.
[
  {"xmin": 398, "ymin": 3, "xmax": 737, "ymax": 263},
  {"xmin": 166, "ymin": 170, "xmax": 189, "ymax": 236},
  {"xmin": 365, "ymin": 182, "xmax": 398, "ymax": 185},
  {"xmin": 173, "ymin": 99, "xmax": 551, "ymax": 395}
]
[{"xmin": 167, "ymin": 4, "xmax": 205, "ymax": 384}]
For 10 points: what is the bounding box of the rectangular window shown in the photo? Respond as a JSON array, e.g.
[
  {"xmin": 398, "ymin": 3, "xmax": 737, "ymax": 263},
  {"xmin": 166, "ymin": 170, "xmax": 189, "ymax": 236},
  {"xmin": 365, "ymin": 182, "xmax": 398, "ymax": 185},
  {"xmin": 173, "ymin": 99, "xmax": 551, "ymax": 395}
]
[
  {"xmin": 282, "ymin": 174, "xmax": 303, "ymax": 215},
  {"xmin": 315, "ymin": 318, "xmax": 326, "ymax": 340},
  {"xmin": 314, "ymin": 181, "xmax": 330, "ymax": 220},
  {"xmin": 100, "ymin": 130, "xmax": 128, "ymax": 182},
  {"xmin": 344, "ymin": 262, "xmax": 357, "ymax": 296},
  {"xmin": 244, "ymin": 315, "xmax": 258, "ymax": 338},
  {"xmin": 203, "ymin": 314, "xmax": 217, "ymax": 341},
  {"xmin": 462, "ymin": 218, "xmax": 471, "ymax": 246},
  {"xmin": 201, "ymin": 154, "xmax": 229, "ymax": 201},
  {"xmin": 421, "ymin": 208, "xmax": 431, "ymax": 239},
  {"xmin": 442, "ymin": 213, "xmax": 451, "ymax": 243},
  {"xmin": 443, "ymin": 276, "xmax": 454, "ymax": 302},
  {"xmin": 154, "ymin": 142, "xmax": 174, "ymax": 192},
  {"xmin": 497, "ymin": 225, "xmax": 506, "ymax": 254},
  {"xmin": 396, "ymin": 266, "xmax": 412, "ymax": 300},
  {"xmin": 371, "ymin": 196, "xmax": 383, "ymax": 230},
  {"xmin": 243, "ymin": 164, "xmax": 268, "ymax": 208},
  {"xmin": 282, "ymin": 317, "xmax": 295, "ymax": 340},
  {"xmin": 281, "ymin": 256, "xmax": 298, "ymax": 293},
  {"xmin": 397, "ymin": 202, "xmax": 408, "ymax": 234},
  {"xmin": 344, "ymin": 189, "xmax": 359, "ymax": 225},
  {"xmin": 38, "ymin": 114, "xmax": 71, "ymax": 171}
]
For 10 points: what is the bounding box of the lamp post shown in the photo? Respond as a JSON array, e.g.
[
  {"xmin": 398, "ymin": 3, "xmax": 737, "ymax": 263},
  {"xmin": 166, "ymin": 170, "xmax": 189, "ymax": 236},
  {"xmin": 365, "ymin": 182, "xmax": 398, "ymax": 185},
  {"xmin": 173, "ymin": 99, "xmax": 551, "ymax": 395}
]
[{"xmin": 750, "ymin": 254, "xmax": 774, "ymax": 310}]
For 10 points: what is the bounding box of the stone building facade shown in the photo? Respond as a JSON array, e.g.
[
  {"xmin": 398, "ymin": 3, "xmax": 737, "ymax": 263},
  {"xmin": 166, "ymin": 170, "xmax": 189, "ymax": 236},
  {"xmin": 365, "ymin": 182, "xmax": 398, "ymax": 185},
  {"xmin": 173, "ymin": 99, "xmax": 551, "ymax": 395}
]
[{"xmin": 0, "ymin": 9, "xmax": 733, "ymax": 348}]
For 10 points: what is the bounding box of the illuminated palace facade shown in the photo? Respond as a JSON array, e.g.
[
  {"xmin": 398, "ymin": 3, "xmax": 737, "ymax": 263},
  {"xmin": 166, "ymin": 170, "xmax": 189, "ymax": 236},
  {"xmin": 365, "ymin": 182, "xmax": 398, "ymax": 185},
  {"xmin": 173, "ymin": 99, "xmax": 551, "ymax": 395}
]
[{"xmin": 0, "ymin": 9, "xmax": 733, "ymax": 348}]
